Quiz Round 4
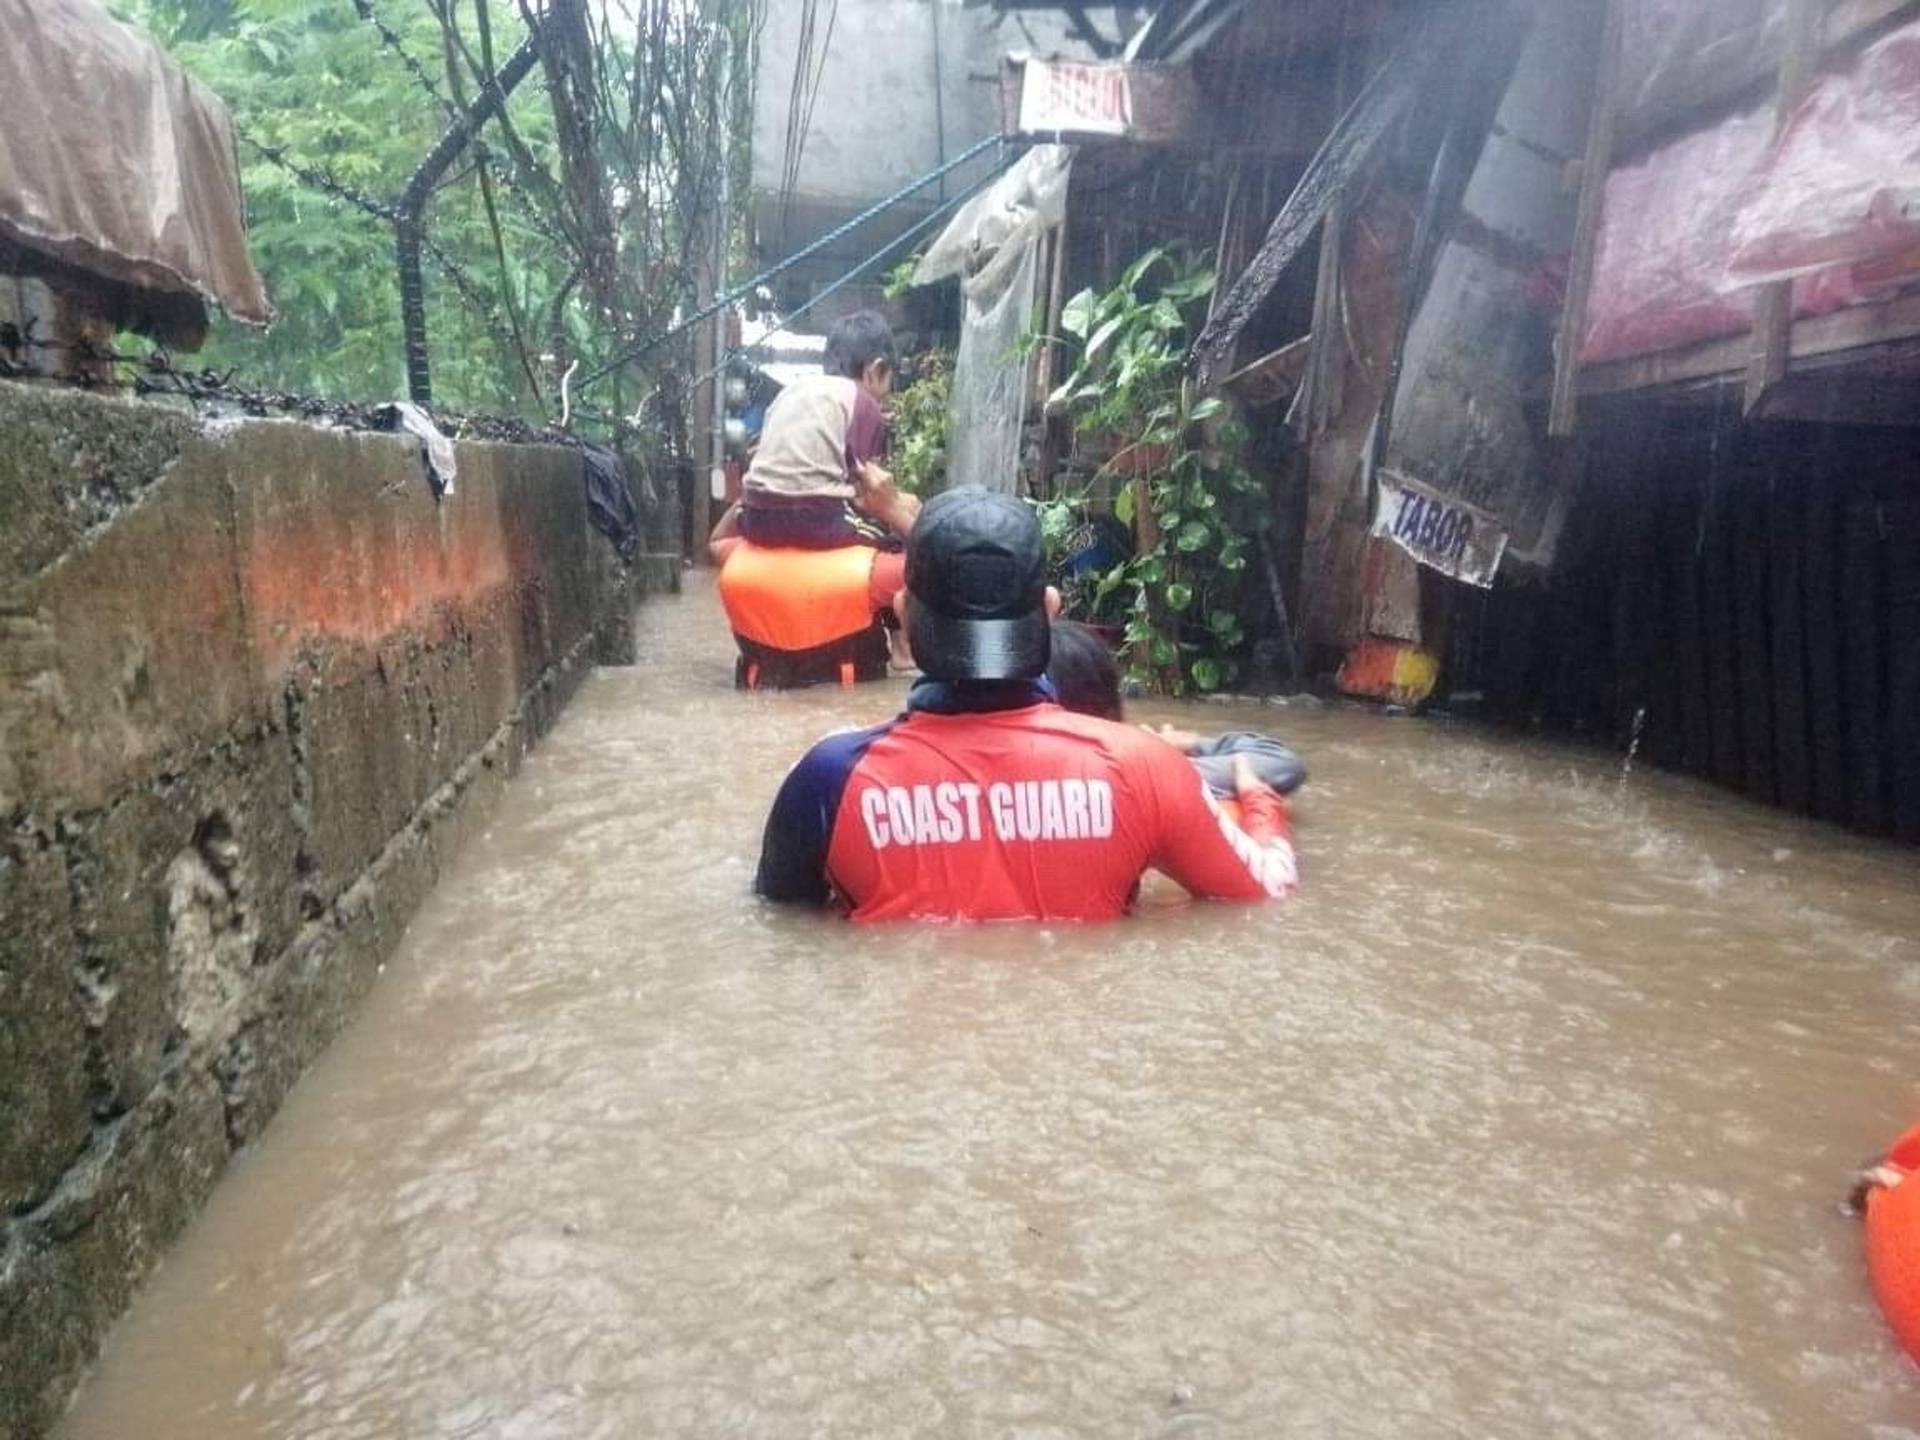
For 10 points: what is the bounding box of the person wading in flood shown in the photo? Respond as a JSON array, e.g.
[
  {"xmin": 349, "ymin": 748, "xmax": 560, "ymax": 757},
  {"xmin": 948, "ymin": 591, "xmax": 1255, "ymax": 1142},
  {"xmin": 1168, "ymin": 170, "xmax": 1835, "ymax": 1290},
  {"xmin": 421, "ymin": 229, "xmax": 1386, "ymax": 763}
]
[
  {"xmin": 754, "ymin": 487, "xmax": 1298, "ymax": 922},
  {"xmin": 707, "ymin": 311, "xmax": 919, "ymax": 673},
  {"xmin": 1045, "ymin": 618, "xmax": 1308, "ymax": 804},
  {"xmin": 707, "ymin": 311, "xmax": 919, "ymax": 595}
]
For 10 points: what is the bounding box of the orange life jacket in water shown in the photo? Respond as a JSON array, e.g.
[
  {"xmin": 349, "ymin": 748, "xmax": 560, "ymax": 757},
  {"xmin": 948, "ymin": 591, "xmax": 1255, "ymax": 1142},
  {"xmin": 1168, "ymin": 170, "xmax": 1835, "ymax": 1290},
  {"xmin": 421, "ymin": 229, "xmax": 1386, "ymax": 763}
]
[
  {"xmin": 1864, "ymin": 1123, "xmax": 1920, "ymax": 1364},
  {"xmin": 717, "ymin": 542, "xmax": 888, "ymax": 690}
]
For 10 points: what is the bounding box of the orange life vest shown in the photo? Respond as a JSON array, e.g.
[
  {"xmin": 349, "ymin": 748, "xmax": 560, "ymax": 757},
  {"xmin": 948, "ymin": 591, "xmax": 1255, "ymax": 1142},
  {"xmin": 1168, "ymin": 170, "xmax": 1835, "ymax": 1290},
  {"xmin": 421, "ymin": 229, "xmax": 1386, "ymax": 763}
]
[
  {"xmin": 717, "ymin": 543, "xmax": 887, "ymax": 690},
  {"xmin": 1865, "ymin": 1122, "xmax": 1920, "ymax": 1364}
]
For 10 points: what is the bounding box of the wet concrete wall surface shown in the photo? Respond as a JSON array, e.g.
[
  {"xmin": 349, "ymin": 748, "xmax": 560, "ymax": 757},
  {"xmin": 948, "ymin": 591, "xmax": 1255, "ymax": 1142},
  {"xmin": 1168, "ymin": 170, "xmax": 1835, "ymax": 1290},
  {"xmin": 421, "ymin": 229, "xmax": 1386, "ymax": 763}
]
[{"xmin": 0, "ymin": 381, "xmax": 655, "ymax": 1436}]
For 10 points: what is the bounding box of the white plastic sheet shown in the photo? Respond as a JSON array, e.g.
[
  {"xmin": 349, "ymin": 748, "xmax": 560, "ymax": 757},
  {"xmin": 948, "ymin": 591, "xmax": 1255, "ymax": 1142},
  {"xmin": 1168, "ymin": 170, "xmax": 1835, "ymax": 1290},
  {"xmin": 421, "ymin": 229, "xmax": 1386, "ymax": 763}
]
[
  {"xmin": 1584, "ymin": 15, "xmax": 1920, "ymax": 365},
  {"xmin": 916, "ymin": 146, "xmax": 1072, "ymax": 495},
  {"xmin": 1617, "ymin": 0, "xmax": 1786, "ymax": 138},
  {"xmin": 1724, "ymin": 21, "xmax": 1920, "ymax": 286}
]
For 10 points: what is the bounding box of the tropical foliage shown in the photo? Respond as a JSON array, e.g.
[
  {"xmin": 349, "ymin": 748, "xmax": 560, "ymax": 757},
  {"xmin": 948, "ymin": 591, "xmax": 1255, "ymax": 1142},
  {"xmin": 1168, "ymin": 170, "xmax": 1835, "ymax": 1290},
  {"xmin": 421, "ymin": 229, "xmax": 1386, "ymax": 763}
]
[
  {"xmin": 1040, "ymin": 248, "xmax": 1271, "ymax": 695},
  {"xmin": 108, "ymin": 0, "xmax": 759, "ymax": 426},
  {"xmin": 888, "ymin": 347, "xmax": 952, "ymax": 494}
]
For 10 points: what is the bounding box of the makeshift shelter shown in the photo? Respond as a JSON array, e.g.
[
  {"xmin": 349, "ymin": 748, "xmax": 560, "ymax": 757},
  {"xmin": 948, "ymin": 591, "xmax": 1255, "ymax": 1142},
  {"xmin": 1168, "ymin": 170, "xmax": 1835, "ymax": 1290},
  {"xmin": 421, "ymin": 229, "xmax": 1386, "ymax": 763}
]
[{"xmin": 0, "ymin": 0, "xmax": 269, "ymax": 362}]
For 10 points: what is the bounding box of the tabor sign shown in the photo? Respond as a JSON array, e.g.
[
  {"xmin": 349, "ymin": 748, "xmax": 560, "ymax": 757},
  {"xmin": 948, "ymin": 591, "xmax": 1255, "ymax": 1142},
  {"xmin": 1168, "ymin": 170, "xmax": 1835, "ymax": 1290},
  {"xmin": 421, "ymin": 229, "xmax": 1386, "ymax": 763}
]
[
  {"xmin": 1372, "ymin": 469, "xmax": 1509, "ymax": 589},
  {"xmin": 1018, "ymin": 60, "xmax": 1134, "ymax": 136}
]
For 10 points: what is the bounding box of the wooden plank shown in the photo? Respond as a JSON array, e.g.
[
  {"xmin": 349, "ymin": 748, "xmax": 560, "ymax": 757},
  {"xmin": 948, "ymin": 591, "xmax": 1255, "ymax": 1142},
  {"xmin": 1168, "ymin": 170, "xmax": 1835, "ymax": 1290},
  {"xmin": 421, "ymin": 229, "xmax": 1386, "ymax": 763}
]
[
  {"xmin": 1207, "ymin": 165, "xmax": 1244, "ymax": 326},
  {"xmin": 1581, "ymin": 289, "xmax": 1920, "ymax": 399},
  {"xmin": 1549, "ymin": 0, "xmax": 1624, "ymax": 438},
  {"xmin": 1840, "ymin": 475, "xmax": 1887, "ymax": 833},
  {"xmin": 1702, "ymin": 470, "xmax": 1746, "ymax": 791},
  {"xmin": 1304, "ymin": 202, "xmax": 1346, "ymax": 435},
  {"xmin": 1611, "ymin": 459, "xmax": 1660, "ymax": 749},
  {"xmin": 1671, "ymin": 477, "xmax": 1715, "ymax": 779},
  {"xmin": 1883, "ymin": 463, "xmax": 1920, "ymax": 842},
  {"xmin": 1643, "ymin": 471, "xmax": 1685, "ymax": 770},
  {"xmin": 1734, "ymin": 458, "xmax": 1777, "ymax": 804},
  {"xmin": 1767, "ymin": 451, "xmax": 1813, "ymax": 815},
  {"xmin": 1801, "ymin": 439, "xmax": 1849, "ymax": 824},
  {"xmin": 1033, "ymin": 219, "xmax": 1070, "ymax": 496},
  {"xmin": 1744, "ymin": 0, "xmax": 1825, "ymax": 415},
  {"xmin": 1223, "ymin": 335, "xmax": 1314, "ymax": 408},
  {"xmin": 1488, "ymin": 577, "xmax": 1541, "ymax": 724}
]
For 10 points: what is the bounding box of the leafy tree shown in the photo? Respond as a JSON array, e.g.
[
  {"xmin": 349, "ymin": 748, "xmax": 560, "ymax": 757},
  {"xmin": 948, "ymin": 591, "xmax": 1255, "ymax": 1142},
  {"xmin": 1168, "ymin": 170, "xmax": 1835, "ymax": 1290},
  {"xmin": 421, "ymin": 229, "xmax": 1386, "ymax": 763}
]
[{"xmin": 109, "ymin": 0, "xmax": 760, "ymax": 427}]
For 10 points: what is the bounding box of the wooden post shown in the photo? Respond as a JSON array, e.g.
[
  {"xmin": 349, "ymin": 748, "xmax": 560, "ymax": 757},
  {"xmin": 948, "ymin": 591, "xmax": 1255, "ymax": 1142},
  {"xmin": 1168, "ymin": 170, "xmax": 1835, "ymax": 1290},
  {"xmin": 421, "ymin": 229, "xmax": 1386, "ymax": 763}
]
[
  {"xmin": 1207, "ymin": 164, "xmax": 1243, "ymax": 326},
  {"xmin": 1743, "ymin": 0, "xmax": 1824, "ymax": 416},
  {"xmin": 1304, "ymin": 200, "xmax": 1346, "ymax": 437},
  {"xmin": 1548, "ymin": 0, "xmax": 1623, "ymax": 438},
  {"xmin": 1033, "ymin": 216, "xmax": 1070, "ymax": 498}
]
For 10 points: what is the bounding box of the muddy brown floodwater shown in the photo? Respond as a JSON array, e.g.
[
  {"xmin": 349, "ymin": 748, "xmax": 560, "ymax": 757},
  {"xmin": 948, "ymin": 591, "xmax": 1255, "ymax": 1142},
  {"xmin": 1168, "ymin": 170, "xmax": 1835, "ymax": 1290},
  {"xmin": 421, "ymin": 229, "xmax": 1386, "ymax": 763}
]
[{"xmin": 58, "ymin": 576, "xmax": 1920, "ymax": 1440}]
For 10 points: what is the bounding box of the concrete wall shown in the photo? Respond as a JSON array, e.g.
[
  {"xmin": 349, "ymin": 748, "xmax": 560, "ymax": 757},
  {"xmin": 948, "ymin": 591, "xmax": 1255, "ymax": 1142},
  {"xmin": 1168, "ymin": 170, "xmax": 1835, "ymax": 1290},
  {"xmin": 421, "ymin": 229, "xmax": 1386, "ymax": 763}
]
[
  {"xmin": 0, "ymin": 382, "xmax": 654, "ymax": 1437},
  {"xmin": 749, "ymin": 0, "xmax": 1092, "ymax": 305}
]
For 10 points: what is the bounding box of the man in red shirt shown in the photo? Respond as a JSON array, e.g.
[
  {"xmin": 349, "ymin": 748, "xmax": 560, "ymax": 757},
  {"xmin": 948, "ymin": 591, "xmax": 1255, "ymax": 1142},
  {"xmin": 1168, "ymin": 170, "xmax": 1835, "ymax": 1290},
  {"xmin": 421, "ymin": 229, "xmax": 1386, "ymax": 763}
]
[{"xmin": 755, "ymin": 488, "xmax": 1298, "ymax": 922}]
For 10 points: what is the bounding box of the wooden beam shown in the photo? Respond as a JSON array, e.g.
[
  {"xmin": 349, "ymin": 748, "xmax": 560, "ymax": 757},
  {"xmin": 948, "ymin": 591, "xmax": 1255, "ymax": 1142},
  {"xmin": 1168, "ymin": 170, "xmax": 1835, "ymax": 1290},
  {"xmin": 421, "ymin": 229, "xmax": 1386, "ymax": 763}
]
[
  {"xmin": 1304, "ymin": 201, "xmax": 1345, "ymax": 434},
  {"xmin": 1548, "ymin": 0, "xmax": 1623, "ymax": 438},
  {"xmin": 1032, "ymin": 216, "xmax": 1070, "ymax": 496},
  {"xmin": 1744, "ymin": 0, "xmax": 1825, "ymax": 416},
  {"xmin": 1580, "ymin": 288, "xmax": 1920, "ymax": 399},
  {"xmin": 1222, "ymin": 334, "xmax": 1314, "ymax": 407}
]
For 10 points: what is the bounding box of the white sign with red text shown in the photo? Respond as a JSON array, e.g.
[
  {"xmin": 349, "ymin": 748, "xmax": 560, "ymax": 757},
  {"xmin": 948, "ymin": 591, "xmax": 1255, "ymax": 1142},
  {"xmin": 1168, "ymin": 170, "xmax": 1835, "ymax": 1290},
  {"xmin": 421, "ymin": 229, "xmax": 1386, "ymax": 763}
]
[{"xmin": 1018, "ymin": 60, "xmax": 1134, "ymax": 137}]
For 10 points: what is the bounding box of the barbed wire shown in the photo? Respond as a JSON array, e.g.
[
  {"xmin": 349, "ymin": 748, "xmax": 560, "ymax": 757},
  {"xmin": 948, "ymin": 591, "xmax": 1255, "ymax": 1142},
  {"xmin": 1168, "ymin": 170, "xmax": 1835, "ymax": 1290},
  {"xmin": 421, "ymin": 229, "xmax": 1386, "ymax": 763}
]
[
  {"xmin": 240, "ymin": 132, "xmax": 397, "ymax": 223},
  {"xmin": 349, "ymin": 0, "xmax": 465, "ymax": 127},
  {"xmin": 472, "ymin": 137, "xmax": 575, "ymax": 250},
  {"xmin": 0, "ymin": 322, "xmax": 620, "ymax": 447}
]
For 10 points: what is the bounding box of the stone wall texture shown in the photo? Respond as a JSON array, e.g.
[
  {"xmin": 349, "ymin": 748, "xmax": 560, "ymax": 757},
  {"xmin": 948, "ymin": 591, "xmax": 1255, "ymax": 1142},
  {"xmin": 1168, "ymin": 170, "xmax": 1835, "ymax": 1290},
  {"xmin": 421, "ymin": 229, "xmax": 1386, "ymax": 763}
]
[{"xmin": 0, "ymin": 382, "xmax": 664, "ymax": 1437}]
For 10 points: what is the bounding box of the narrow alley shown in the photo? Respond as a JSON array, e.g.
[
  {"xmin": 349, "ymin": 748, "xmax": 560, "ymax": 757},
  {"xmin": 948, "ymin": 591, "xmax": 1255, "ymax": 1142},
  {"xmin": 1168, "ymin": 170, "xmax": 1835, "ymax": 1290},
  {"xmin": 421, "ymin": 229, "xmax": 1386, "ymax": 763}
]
[{"xmin": 54, "ymin": 580, "xmax": 1920, "ymax": 1439}]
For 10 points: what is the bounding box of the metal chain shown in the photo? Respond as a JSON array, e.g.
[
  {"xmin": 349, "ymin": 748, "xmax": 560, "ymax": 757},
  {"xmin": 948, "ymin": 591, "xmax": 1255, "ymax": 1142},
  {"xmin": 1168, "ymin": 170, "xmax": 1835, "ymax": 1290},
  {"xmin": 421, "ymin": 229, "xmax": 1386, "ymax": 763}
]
[
  {"xmin": 240, "ymin": 131, "xmax": 397, "ymax": 223},
  {"xmin": 472, "ymin": 138, "xmax": 573, "ymax": 249}
]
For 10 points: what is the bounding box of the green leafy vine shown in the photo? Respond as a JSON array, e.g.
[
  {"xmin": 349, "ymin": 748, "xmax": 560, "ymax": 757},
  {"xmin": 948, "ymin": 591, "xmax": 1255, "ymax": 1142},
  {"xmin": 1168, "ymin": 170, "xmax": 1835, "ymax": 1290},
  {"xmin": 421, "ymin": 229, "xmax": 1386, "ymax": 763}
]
[{"xmin": 1040, "ymin": 248, "xmax": 1270, "ymax": 694}]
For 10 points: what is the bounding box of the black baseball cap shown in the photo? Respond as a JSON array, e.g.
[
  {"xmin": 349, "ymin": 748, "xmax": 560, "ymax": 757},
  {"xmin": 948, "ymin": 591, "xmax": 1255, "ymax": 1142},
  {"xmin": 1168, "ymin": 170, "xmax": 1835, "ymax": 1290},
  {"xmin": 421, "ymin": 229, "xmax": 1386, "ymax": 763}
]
[{"xmin": 905, "ymin": 487, "xmax": 1052, "ymax": 681}]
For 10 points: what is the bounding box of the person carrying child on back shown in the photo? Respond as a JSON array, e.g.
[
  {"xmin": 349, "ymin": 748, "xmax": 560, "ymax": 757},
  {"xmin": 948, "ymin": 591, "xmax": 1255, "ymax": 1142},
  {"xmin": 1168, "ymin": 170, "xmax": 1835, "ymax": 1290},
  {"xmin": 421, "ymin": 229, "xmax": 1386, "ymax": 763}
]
[
  {"xmin": 708, "ymin": 311, "xmax": 920, "ymax": 683},
  {"xmin": 713, "ymin": 310, "xmax": 919, "ymax": 557}
]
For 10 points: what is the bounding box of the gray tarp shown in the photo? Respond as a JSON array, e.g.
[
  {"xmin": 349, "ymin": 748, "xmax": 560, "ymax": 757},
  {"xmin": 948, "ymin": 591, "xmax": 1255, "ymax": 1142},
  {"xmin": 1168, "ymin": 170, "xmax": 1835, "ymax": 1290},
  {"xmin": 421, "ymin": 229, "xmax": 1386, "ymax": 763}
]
[{"xmin": 0, "ymin": 0, "xmax": 270, "ymax": 325}]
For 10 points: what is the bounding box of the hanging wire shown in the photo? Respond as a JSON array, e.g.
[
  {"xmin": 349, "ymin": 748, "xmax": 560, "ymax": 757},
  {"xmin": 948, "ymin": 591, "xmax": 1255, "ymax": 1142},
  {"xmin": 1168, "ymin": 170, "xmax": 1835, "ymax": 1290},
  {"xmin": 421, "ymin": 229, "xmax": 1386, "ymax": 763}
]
[
  {"xmin": 577, "ymin": 132, "xmax": 1009, "ymax": 394},
  {"xmin": 684, "ymin": 149, "xmax": 1013, "ymax": 400}
]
